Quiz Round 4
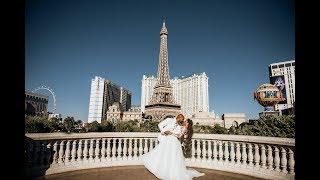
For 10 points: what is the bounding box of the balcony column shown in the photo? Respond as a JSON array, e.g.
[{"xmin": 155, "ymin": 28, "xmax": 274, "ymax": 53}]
[
  {"xmin": 89, "ymin": 139, "xmax": 94, "ymax": 162},
  {"xmin": 123, "ymin": 138, "xmax": 128, "ymax": 161},
  {"xmin": 274, "ymin": 146, "xmax": 281, "ymax": 172},
  {"xmin": 235, "ymin": 142, "xmax": 241, "ymax": 165},
  {"xmin": 212, "ymin": 141, "xmax": 217, "ymax": 162},
  {"xmin": 95, "ymin": 139, "xmax": 101, "ymax": 162},
  {"xmin": 207, "ymin": 140, "xmax": 212, "ymax": 162},
  {"xmin": 71, "ymin": 140, "xmax": 77, "ymax": 163},
  {"xmin": 117, "ymin": 138, "xmax": 123, "ymax": 161},
  {"xmin": 77, "ymin": 140, "xmax": 83, "ymax": 162},
  {"xmin": 149, "ymin": 139, "xmax": 154, "ymax": 151},
  {"xmin": 133, "ymin": 138, "xmax": 138, "ymax": 160},
  {"xmin": 65, "ymin": 140, "xmax": 71, "ymax": 164},
  {"xmin": 196, "ymin": 139, "xmax": 201, "ymax": 162},
  {"xmin": 288, "ymin": 149, "xmax": 295, "ymax": 174},
  {"xmin": 247, "ymin": 143, "xmax": 253, "ymax": 167},
  {"xmin": 144, "ymin": 138, "xmax": 149, "ymax": 154},
  {"xmin": 218, "ymin": 141, "xmax": 223, "ymax": 163},
  {"xmin": 106, "ymin": 138, "xmax": 111, "ymax": 161},
  {"xmin": 191, "ymin": 139, "xmax": 195, "ymax": 162},
  {"xmin": 52, "ymin": 141, "xmax": 58, "ymax": 164},
  {"xmin": 241, "ymin": 143, "xmax": 247, "ymax": 166},
  {"xmin": 101, "ymin": 138, "xmax": 106, "ymax": 161},
  {"xmin": 201, "ymin": 139, "xmax": 207, "ymax": 162},
  {"xmin": 58, "ymin": 140, "xmax": 65, "ymax": 164},
  {"xmin": 224, "ymin": 141, "xmax": 229, "ymax": 163},
  {"xmin": 128, "ymin": 138, "xmax": 133, "ymax": 160},
  {"xmin": 230, "ymin": 142, "xmax": 235, "ymax": 164},
  {"xmin": 281, "ymin": 147, "xmax": 288, "ymax": 174},
  {"xmin": 254, "ymin": 144, "xmax": 260, "ymax": 168},
  {"xmin": 267, "ymin": 145, "xmax": 273, "ymax": 170},
  {"xmin": 112, "ymin": 138, "xmax": 117, "ymax": 161},
  {"xmin": 83, "ymin": 139, "xmax": 89, "ymax": 162},
  {"xmin": 138, "ymin": 138, "xmax": 143, "ymax": 158},
  {"xmin": 260, "ymin": 145, "xmax": 266, "ymax": 169}
]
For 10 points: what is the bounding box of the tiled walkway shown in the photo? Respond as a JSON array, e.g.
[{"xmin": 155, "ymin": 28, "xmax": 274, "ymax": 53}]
[{"xmin": 42, "ymin": 165, "xmax": 264, "ymax": 180}]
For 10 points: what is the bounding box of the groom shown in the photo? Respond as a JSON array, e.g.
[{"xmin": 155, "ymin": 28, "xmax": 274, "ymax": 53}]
[{"xmin": 158, "ymin": 114, "xmax": 185, "ymax": 138}]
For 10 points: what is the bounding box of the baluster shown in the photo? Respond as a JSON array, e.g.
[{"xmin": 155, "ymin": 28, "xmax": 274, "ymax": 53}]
[
  {"xmin": 83, "ymin": 139, "xmax": 89, "ymax": 161},
  {"xmin": 241, "ymin": 143, "xmax": 247, "ymax": 165},
  {"xmin": 218, "ymin": 141, "xmax": 223, "ymax": 162},
  {"xmin": 144, "ymin": 138, "xmax": 148, "ymax": 154},
  {"xmin": 117, "ymin": 138, "xmax": 123, "ymax": 160},
  {"xmin": 95, "ymin": 139, "xmax": 101, "ymax": 162},
  {"xmin": 58, "ymin": 140, "xmax": 65, "ymax": 164},
  {"xmin": 274, "ymin": 146, "xmax": 280, "ymax": 172},
  {"xmin": 112, "ymin": 138, "xmax": 117, "ymax": 161},
  {"xmin": 52, "ymin": 141, "xmax": 58, "ymax": 164},
  {"xmin": 281, "ymin": 147, "xmax": 288, "ymax": 174},
  {"xmin": 191, "ymin": 139, "xmax": 195, "ymax": 161},
  {"xmin": 101, "ymin": 138, "xmax": 106, "ymax": 161},
  {"xmin": 248, "ymin": 143, "xmax": 253, "ymax": 167},
  {"xmin": 207, "ymin": 140, "xmax": 212, "ymax": 162},
  {"xmin": 224, "ymin": 141, "xmax": 229, "ymax": 162},
  {"xmin": 149, "ymin": 139, "xmax": 153, "ymax": 151},
  {"xmin": 254, "ymin": 144, "xmax": 260, "ymax": 168},
  {"xmin": 65, "ymin": 140, "xmax": 71, "ymax": 163},
  {"xmin": 128, "ymin": 138, "xmax": 133, "ymax": 160},
  {"xmin": 260, "ymin": 145, "xmax": 266, "ymax": 169},
  {"xmin": 235, "ymin": 143, "xmax": 241, "ymax": 165},
  {"xmin": 89, "ymin": 139, "xmax": 94, "ymax": 161},
  {"xmin": 133, "ymin": 138, "xmax": 138, "ymax": 160},
  {"xmin": 138, "ymin": 138, "xmax": 143, "ymax": 157},
  {"xmin": 197, "ymin": 139, "xmax": 201, "ymax": 162},
  {"xmin": 288, "ymin": 149, "xmax": 295, "ymax": 174},
  {"xmin": 71, "ymin": 140, "xmax": 77, "ymax": 162},
  {"xmin": 202, "ymin": 140, "xmax": 207, "ymax": 161},
  {"xmin": 123, "ymin": 138, "xmax": 128, "ymax": 160},
  {"xmin": 230, "ymin": 142, "xmax": 235, "ymax": 164},
  {"xmin": 267, "ymin": 145, "xmax": 273, "ymax": 170},
  {"xmin": 106, "ymin": 138, "xmax": 111, "ymax": 161},
  {"xmin": 77, "ymin": 140, "xmax": 83, "ymax": 162},
  {"xmin": 213, "ymin": 141, "xmax": 217, "ymax": 161}
]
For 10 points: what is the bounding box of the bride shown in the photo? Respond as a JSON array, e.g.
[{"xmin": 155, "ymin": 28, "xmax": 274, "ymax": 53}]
[{"xmin": 141, "ymin": 114, "xmax": 205, "ymax": 180}]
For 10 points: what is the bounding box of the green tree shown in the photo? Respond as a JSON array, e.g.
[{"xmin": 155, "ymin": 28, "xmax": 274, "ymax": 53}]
[
  {"xmin": 63, "ymin": 116, "xmax": 76, "ymax": 133},
  {"xmin": 139, "ymin": 120, "xmax": 160, "ymax": 132},
  {"xmin": 88, "ymin": 121, "xmax": 100, "ymax": 132}
]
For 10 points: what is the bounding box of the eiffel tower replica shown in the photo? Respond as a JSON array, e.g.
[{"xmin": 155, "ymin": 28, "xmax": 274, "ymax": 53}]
[{"xmin": 144, "ymin": 21, "xmax": 181, "ymax": 121}]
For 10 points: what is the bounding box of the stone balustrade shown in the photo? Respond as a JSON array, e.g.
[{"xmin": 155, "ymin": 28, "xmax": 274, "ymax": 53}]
[{"xmin": 25, "ymin": 132, "xmax": 294, "ymax": 180}]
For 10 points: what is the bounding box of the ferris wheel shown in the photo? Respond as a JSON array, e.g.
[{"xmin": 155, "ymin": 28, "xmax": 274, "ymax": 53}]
[{"xmin": 32, "ymin": 85, "xmax": 56, "ymax": 113}]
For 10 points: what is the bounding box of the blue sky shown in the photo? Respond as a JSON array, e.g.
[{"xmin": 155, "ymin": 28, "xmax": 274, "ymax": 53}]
[{"xmin": 25, "ymin": 0, "xmax": 295, "ymax": 121}]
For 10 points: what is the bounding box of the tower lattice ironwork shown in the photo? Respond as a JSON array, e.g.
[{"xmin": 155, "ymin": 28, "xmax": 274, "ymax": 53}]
[{"xmin": 144, "ymin": 21, "xmax": 181, "ymax": 121}]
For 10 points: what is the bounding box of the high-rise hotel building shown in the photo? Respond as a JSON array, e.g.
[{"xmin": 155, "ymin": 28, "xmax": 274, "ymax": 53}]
[
  {"xmin": 141, "ymin": 72, "xmax": 209, "ymax": 117},
  {"xmin": 269, "ymin": 60, "xmax": 295, "ymax": 112},
  {"xmin": 88, "ymin": 76, "xmax": 132, "ymax": 123}
]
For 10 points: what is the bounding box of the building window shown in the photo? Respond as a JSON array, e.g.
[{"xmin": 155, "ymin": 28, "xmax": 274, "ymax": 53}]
[
  {"xmin": 279, "ymin": 64, "xmax": 284, "ymax": 68},
  {"xmin": 285, "ymin": 63, "xmax": 291, "ymax": 67}
]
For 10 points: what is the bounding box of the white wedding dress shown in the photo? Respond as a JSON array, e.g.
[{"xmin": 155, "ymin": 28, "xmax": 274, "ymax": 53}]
[{"xmin": 141, "ymin": 118, "xmax": 205, "ymax": 180}]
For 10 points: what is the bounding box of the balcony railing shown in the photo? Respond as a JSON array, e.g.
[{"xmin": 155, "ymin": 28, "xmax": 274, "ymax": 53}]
[{"xmin": 25, "ymin": 132, "xmax": 294, "ymax": 180}]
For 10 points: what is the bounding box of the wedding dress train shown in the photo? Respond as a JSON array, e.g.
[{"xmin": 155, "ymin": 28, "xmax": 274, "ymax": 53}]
[{"xmin": 141, "ymin": 133, "xmax": 205, "ymax": 180}]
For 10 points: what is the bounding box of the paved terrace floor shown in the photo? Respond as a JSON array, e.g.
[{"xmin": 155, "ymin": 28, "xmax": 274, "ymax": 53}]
[{"xmin": 39, "ymin": 166, "xmax": 264, "ymax": 180}]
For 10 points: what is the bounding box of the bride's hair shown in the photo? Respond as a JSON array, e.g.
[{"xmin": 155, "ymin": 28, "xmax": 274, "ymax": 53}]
[{"xmin": 182, "ymin": 119, "xmax": 193, "ymax": 158}]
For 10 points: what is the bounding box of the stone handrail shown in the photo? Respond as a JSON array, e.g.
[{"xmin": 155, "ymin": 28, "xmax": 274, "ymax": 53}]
[{"xmin": 25, "ymin": 132, "xmax": 294, "ymax": 180}]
